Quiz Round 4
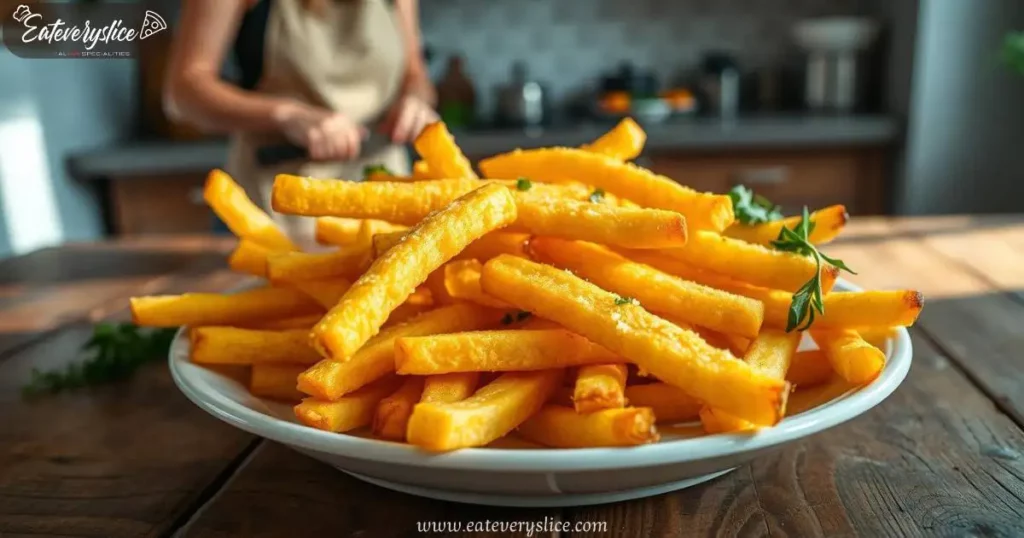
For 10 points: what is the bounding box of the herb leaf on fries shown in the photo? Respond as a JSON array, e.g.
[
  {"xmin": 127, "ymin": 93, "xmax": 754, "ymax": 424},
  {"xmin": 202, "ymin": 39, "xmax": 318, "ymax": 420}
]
[
  {"xmin": 772, "ymin": 207, "xmax": 856, "ymax": 331},
  {"xmin": 516, "ymin": 178, "xmax": 533, "ymax": 191},
  {"xmin": 589, "ymin": 188, "xmax": 605, "ymax": 203},
  {"xmin": 362, "ymin": 164, "xmax": 393, "ymax": 179},
  {"xmin": 729, "ymin": 185, "xmax": 783, "ymax": 225}
]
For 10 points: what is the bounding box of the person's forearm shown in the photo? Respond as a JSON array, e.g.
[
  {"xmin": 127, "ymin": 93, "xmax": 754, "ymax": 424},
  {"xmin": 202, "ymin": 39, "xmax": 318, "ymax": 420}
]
[
  {"xmin": 165, "ymin": 73, "xmax": 293, "ymax": 135},
  {"xmin": 395, "ymin": 0, "xmax": 435, "ymax": 106}
]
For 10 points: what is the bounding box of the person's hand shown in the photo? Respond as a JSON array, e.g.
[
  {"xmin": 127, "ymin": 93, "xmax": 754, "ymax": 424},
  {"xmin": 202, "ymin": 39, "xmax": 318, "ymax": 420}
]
[
  {"xmin": 379, "ymin": 94, "xmax": 439, "ymax": 144},
  {"xmin": 274, "ymin": 101, "xmax": 366, "ymax": 161}
]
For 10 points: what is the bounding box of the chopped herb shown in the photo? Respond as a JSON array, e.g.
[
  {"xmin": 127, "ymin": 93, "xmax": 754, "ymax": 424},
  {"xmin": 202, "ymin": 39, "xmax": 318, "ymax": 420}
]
[
  {"xmin": 515, "ymin": 311, "xmax": 532, "ymax": 321},
  {"xmin": 515, "ymin": 177, "xmax": 532, "ymax": 191},
  {"xmin": 501, "ymin": 313, "xmax": 515, "ymax": 325},
  {"xmin": 771, "ymin": 207, "xmax": 856, "ymax": 331},
  {"xmin": 589, "ymin": 188, "xmax": 606, "ymax": 203},
  {"xmin": 614, "ymin": 295, "xmax": 640, "ymax": 306},
  {"xmin": 728, "ymin": 185, "xmax": 783, "ymax": 225},
  {"xmin": 22, "ymin": 323, "xmax": 177, "ymax": 397},
  {"xmin": 362, "ymin": 164, "xmax": 393, "ymax": 179}
]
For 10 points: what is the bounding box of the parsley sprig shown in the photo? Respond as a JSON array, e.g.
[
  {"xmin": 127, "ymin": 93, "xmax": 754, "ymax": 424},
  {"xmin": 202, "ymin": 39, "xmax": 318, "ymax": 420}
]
[
  {"xmin": 772, "ymin": 207, "xmax": 856, "ymax": 331},
  {"xmin": 515, "ymin": 178, "xmax": 533, "ymax": 191},
  {"xmin": 23, "ymin": 323, "xmax": 177, "ymax": 397},
  {"xmin": 729, "ymin": 185, "xmax": 783, "ymax": 225},
  {"xmin": 589, "ymin": 189, "xmax": 605, "ymax": 203},
  {"xmin": 362, "ymin": 164, "xmax": 393, "ymax": 179},
  {"xmin": 614, "ymin": 295, "xmax": 640, "ymax": 306}
]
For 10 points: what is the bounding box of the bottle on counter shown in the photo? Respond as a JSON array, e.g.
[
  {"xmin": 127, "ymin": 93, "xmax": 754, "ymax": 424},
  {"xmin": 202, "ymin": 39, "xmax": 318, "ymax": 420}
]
[{"xmin": 436, "ymin": 55, "xmax": 476, "ymax": 128}]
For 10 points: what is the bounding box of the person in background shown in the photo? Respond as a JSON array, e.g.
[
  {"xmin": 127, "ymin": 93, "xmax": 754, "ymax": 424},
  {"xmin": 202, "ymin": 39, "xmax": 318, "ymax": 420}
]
[{"xmin": 164, "ymin": 0, "xmax": 437, "ymax": 245}]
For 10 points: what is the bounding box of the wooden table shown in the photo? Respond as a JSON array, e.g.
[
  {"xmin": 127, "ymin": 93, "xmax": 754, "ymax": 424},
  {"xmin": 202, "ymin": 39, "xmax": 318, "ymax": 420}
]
[{"xmin": 3, "ymin": 217, "xmax": 1024, "ymax": 537}]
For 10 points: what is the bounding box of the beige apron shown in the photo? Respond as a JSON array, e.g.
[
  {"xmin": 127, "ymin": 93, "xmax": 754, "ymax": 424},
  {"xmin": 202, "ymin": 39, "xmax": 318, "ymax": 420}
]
[{"xmin": 226, "ymin": 0, "xmax": 409, "ymax": 246}]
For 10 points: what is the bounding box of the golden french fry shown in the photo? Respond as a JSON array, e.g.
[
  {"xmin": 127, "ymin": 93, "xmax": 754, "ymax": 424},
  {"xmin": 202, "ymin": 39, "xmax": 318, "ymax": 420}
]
[
  {"xmin": 266, "ymin": 247, "xmax": 370, "ymax": 283},
  {"xmin": 294, "ymin": 376, "xmax": 403, "ymax": 433},
  {"xmin": 725, "ymin": 205, "xmax": 848, "ymax": 246},
  {"xmin": 374, "ymin": 231, "xmax": 529, "ymax": 261},
  {"xmin": 513, "ymin": 197, "xmax": 687, "ymax": 249},
  {"xmin": 787, "ymin": 375, "xmax": 856, "ymax": 415},
  {"xmin": 478, "ymin": 148, "xmax": 734, "ymax": 231},
  {"xmin": 530, "ymin": 238, "xmax": 764, "ymax": 338},
  {"xmin": 423, "ymin": 266, "xmax": 455, "ymax": 306},
  {"xmin": 624, "ymin": 383, "xmax": 701, "ymax": 423},
  {"xmin": 653, "ymin": 230, "xmax": 836, "ymax": 293},
  {"xmin": 395, "ymin": 329, "xmax": 622, "ymax": 375},
  {"xmin": 480, "ymin": 255, "xmax": 789, "ymax": 425},
  {"xmin": 228, "ymin": 239, "xmax": 272, "ymax": 277},
  {"xmin": 786, "ymin": 350, "xmax": 833, "ymax": 388},
  {"xmin": 272, "ymin": 176, "xmax": 482, "ymax": 224},
  {"xmin": 573, "ymin": 364, "xmax": 628, "ymax": 413},
  {"xmin": 420, "ymin": 372, "xmax": 480, "ymax": 403},
  {"xmin": 355, "ymin": 219, "xmax": 408, "ymax": 250},
  {"xmin": 243, "ymin": 314, "xmax": 323, "ymax": 331},
  {"xmin": 382, "ymin": 301, "xmax": 433, "ymax": 328},
  {"xmin": 700, "ymin": 329, "xmax": 800, "ymax": 434},
  {"xmin": 204, "ymin": 169, "xmax": 297, "ymax": 251},
  {"xmin": 251, "ymin": 363, "xmax": 305, "ymax": 401},
  {"xmin": 443, "ymin": 259, "xmax": 511, "ymax": 308},
  {"xmin": 298, "ymin": 304, "xmax": 502, "ymax": 400},
  {"xmin": 130, "ymin": 287, "xmax": 322, "ymax": 328},
  {"xmin": 581, "ymin": 117, "xmax": 646, "ymax": 161},
  {"xmin": 315, "ymin": 217, "xmax": 362, "ymax": 245},
  {"xmin": 413, "ymin": 121, "xmax": 478, "ymax": 179},
  {"xmin": 312, "ymin": 184, "xmax": 518, "ymax": 360},
  {"xmin": 411, "ymin": 159, "xmax": 437, "ymax": 180},
  {"xmin": 406, "ymin": 370, "xmax": 563, "ymax": 451},
  {"xmin": 286, "ymin": 278, "xmax": 353, "ymax": 309},
  {"xmin": 191, "ymin": 327, "xmax": 321, "ymax": 365},
  {"xmin": 858, "ymin": 327, "xmax": 898, "ymax": 350},
  {"xmin": 372, "ymin": 377, "xmax": 425, "ymax": 441},
  {"xmin": 811, "ymin": 329, "xmax": 885, "ymax": 384},
  {"xmin": 517, "ymin": 405, "xmax": 659, "ymax": 448}
]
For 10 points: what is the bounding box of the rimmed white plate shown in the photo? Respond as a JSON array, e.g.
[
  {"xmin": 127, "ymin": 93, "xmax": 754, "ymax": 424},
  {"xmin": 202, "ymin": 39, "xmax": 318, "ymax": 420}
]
[{"xmin": 169, "ymin": 280, "xmax": 912, "ymax": 507}]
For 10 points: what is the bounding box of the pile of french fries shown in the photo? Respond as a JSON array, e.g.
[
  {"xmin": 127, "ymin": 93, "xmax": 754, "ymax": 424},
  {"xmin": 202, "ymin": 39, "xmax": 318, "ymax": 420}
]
[{"xmin": 131, "ymin": 119, "xmax": 923, "ymax": 451}]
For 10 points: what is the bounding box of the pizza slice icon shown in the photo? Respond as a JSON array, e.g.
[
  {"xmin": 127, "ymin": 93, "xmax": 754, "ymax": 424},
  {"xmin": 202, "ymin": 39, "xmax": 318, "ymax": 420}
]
[{"xmin": 139, "ymin": 10, "xmax": 167, "ymax": 40}]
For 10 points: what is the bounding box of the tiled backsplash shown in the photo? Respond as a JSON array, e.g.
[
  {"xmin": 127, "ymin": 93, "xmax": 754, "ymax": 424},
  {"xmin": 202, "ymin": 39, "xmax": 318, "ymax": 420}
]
[{"xmin": 421, "ymin": 0, "xmax": 869, "ymax": 117}]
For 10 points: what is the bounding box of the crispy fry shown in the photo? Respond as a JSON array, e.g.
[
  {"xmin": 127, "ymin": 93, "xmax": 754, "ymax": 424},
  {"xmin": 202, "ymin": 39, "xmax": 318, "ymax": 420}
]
[
  {"xmin": 700, "ymin": 329, "xmax": 800, "ymax": 433},
  {"xmin": 372, "ymin": 377, "xmax": 424, "ymax": 441},
  {"xmin": 859, "ymin": 327, "xmax": 898, "ymax": 350},
  {"xmin": 382, "ymin": 301, "xmax": 433, "ymax": 328},
  {"xmin": 294, "ymin": 376, "xmax": 403, "ymax": 433},
  {"xmin": 414, "ymin": 121, "xmax": 478, "ymax": 179},
  {"xmin": 287, "ymin": 278, "xmax": 353, "ymax": 309},
  {"xmin": 653, "ymin": 230, "xmax": 835, "ymax": 293},
  {"xmin": 513, "ymin": 197, "xmax": 687, "ymax": 249},
  {"xmin": 581, "ymin": 117, "xmax": 646, "ymax": 161},
  {"xmin": 423, "ymin": 267, "xmax": 455, "ymax": 305},
  {"xmin": 374, "ymin": 231, "xmax": 529, "ymax": 261},
  {"xmin": 420, "ymin": 372, "xmax": 480, "ymax": 403},
  {"xmin": 624, "ymin": 383, "xmax": 701, "ymax": 423},
  {"xmin": 204, "ymin": 169, "xmax": 297, "ymax": 251},
  {"xmin": 573, "ymin": 364, "xmax": 628, "ymax": 413},
  {"xmin": 480, "ymin": 255, "xmax": 789, "ymax": 425},
  {"xmin": 355, "ymin": 219, "xmax": 408, "ymax": 250},
  {"xmin": 298, "ymin": 304, "xmax": 502, "ymax": 400},
  {"xmin": 411, "ymin": 159, "xmax": 437, "ymax": 180},
  {"xmin": 272, "ymin": 176, "xmax": 482, "ymax": 224},
  {"xmin": 228, "ymin": 239, "xmax": 271, "ymax": 277},
  {"xmin": 406, "ymin": 370, "xmax": 563, "ymax": 451},
  {"xmin": 130, "ymin": 287, "xmax": 322, "ymax": 328},
  {"xmin": 396, "ymin": 329, "xmax": 621, "ymax": 374},
  {"xmin": 315, "ymin": 217, "xmax": 362, "ymax": 245},
  {"xmin": 478, "ymin": 148, "xmax": 734, "ymax": 231},
  {"xmin": 312, "ymin": 184, "xmax": 518, "ymax": 360},
  {"xmin": 243, "ymin": 314, "xmax": 323, "ymax": 330},
  {"xmin": 518, "ymin": 405, "xmax": 659, "ymax": 448},
  {"xmin": 787, "ymin": 375, "xmax": 856, "ymax": 415},
  {"xmin": 725, "ymin": 205, "xmax": 848, "ymax": 246},
  {"xmin": 250, "ymin": 363, "xmax": 305, "ymax": 401},
  {"xmin": 190, "ymin": 327, "xmax": 321, "ymax": 365},
  {"xmin": 787, "ymin": 350, "xmax": 833, "ymax": 387},
  {"xmin": 443, "ymin": 259, "xmax": 511, "ymax": 308},
  {"xmin": 530, "ymin": 238, "xmax": 764, "ymax": 338},
  {"xmin": 266, "ymin": 246, "xmax": 369, "ymax": 283},
  {"xmin": 811, "ymin": 329, "xmax": 885, "ymax": 384}
]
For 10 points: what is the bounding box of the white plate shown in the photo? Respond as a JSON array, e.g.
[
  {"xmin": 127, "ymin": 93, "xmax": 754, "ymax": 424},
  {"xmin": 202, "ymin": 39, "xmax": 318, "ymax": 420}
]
[{"xmin": 169, "ymin": 280, "xmax": 912, "ymax": 507}]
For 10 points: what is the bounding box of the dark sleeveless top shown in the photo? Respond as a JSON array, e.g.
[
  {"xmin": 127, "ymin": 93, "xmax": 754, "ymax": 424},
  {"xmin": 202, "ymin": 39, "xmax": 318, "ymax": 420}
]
[{"xmin": 233, "ymin": 0, "xmax": 271, "ymax": 90}]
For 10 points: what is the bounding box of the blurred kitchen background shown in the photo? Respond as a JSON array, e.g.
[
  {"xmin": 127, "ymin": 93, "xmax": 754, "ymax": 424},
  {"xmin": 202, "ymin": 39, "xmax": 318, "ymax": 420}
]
[{"xmin": 0, "ymin": 0, "xmax": 1022, "ymax": 257}]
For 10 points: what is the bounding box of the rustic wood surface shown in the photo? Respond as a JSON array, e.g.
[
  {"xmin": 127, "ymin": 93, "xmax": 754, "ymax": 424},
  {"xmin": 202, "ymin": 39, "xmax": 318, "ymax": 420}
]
[{"xmin": 1, "ymin": 218, "xmax": 1023, "ymax": 538}]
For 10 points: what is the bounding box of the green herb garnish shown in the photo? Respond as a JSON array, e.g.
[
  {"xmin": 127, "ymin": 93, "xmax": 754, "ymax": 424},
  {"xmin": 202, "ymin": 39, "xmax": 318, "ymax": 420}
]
[
  {"xmin": 589, "ymin": 189, "xmax": 605, "ymax": 203},
  {"xmin": 614, "ymin": 295, "xmax": 640, "ymax": 306},
  {"xmin": 23, "ymin": 323, "xmax": 177, "ymax": 397},
  {"xmin": 771, "ymin": 207, "xmax": 856, "ymax": 331},
  {"xmin": 362, "ymin": 164, "xmax": 393, "ymax": 179},
  {"xmin": 516, "ymin": 177, "xmax": 532, "ymax": 191},
  {"xmin": 729, "ymin": 185, "xmax": 783, "ymax": 225}
]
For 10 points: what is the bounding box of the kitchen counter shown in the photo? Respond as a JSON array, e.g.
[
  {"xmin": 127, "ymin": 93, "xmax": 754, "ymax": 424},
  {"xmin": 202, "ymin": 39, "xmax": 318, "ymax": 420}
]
[{"xmin": 68, "ymin": 114, "xmax": 899, "ymax": 181}]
